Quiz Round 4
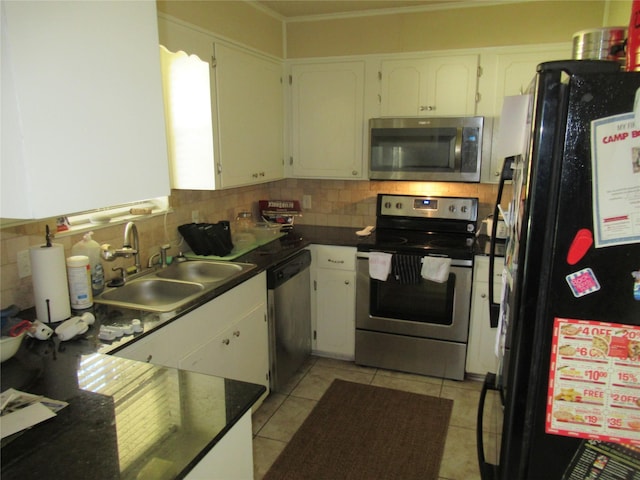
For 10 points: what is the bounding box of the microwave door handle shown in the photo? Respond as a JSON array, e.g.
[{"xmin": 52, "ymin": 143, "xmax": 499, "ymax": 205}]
[
  {"xmin": 454, "ymin": 127, "xmax": 463, "ymax": 169},
  {"xmin": 488, "ymin": 157, "xmax": 515, "ymax": 328}
]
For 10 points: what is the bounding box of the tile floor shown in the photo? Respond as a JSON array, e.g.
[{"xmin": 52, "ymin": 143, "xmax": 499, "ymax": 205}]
[{"xmin": 251, "ymin": 356, "xmax": 503, "ymax": 480}]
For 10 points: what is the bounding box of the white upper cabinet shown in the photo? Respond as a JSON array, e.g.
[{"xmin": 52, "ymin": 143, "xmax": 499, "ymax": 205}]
[
  {"xmin": 379, "ymin": 54, "xmax": 479, "ymax": 117},
  {"xmin": 478, "ymin": 44, "xmax": 570, "ymax": 182},
  {"xmin": 158, "ymin": 16, "xmax": 284, "ymax": 190},
  {"xmin": 1, "ymin": 1, "xmax": 170, "ymax": 219},
  {"xmin": 289, "ymin": 61, "xmax": 366, "ymax": 179},
  {"xmin": 214, "ymin": 43, "xmax": 284, "ymax": 188}
]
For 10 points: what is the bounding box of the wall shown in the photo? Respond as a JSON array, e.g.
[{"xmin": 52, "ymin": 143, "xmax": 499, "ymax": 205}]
[
  {"xmin": 156, "ymin": 0, "xmax": 284, "ymax": 58},
  {"xmin": 285, "ymin": 1, "xmax": 607, "ymax": 58},
  {"xmin": 0, "ymin": 0, "xmax": 630, "ymax": 311},
  {"xmin": 0, "ymin": 179, "xmax": 497, "ymax": 309}
]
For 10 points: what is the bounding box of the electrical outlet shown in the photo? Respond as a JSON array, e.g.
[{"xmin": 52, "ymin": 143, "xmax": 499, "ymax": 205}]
[
  {"xmin": 302, "ymin": 195, "xmax": 312, "ymax": 209},
  {"xmin": 191, "ymin": 210, "xmax": 200, "ymax": 223},
  {"xmin": 17, "ymin": 250, "xmax": 31, "ymax": 278}
]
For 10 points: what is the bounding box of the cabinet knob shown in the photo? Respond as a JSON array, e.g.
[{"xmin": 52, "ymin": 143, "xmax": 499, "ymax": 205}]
[
  {"xmin": 259, "ymin": 172, "xmax": 265, "ymax": 177},
  {"xmin": 352, "ymin": 170, "xmax": 358, "ymax": 176},
  {"xmin": 419, "ymin": 105, "xmax": 435, "ymax": 111},
  {"xmin": 252, "ymin": 173, "xmax": 259, "ymax": 178},
  {"xmin": 233, "ymin": 330, "xmax": 240, "ymax": 337},
  {"xmin": 481, "ymin": 293, "xmax": 487, "ymax": 299},
  {"xmin": 146, "ymin": 354, "xmax": 152, "ymax": 363},
  {"xmin": 344, "ymin": 280, "xmax": 350, "ymax": 285},
  {"xmin": 222, "ymin": 338, "xmax": 230, "ymax": 345}
]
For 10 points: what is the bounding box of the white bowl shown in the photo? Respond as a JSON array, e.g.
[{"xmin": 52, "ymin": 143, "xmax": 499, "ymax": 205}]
[{"xmin": 1, "ymin": 333, "xmax": 25, "ymax": 362}]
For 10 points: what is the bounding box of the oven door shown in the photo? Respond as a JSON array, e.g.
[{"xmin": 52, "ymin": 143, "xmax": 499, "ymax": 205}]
[{"xmin": 356, "ymin": 253, "xmax": 472, "ymax": 343}]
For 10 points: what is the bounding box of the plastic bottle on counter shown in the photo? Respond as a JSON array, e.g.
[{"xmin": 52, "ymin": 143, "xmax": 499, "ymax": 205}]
[
  {"xmin": 66, "ymin": 255, "xmax": 93, "ymax": 309},
  {"xmin": 71, "ymin": 231, "xmax": 104, "ymax": 295}
]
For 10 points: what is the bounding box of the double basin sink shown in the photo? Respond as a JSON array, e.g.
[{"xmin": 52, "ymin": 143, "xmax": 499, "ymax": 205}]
[{"xmin": 94, "ymin": 260, "xmax": 256, "ymax": 313}]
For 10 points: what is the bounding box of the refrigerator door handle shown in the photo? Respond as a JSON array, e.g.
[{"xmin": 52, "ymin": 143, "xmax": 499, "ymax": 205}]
[
  {"xmin": 477, "ymin": 373, "xmax": 500, "ymax": 480},
  {"xmin": 489, "ymin": 157, "xmax": 514, "ymax": 328}
]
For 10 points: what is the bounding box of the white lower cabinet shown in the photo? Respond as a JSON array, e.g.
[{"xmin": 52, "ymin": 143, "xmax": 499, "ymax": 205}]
[
  {"xmin": 311, "ymin": 245, "xmax": 356, "ymax": 360},
  {"xmin": 466, "ymin": 255, "xmax": 503, "ymax": 377},
  {"xmin": 184, "ymin": 410, "xmax": 253, "ymax": 480},
  {"xmin": 114, "ymin": 272, "xmax": 269, "ymax": 397},
  {"xmin": 179, "ymin": 302, "xmax": 268, "ymax": 388},
  {"xmin": 114, "ymin": 273, "xmax": 267, "ymax": 479}
]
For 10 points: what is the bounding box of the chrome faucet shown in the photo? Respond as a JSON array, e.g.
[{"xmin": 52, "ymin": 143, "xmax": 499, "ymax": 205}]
[
  {"xmin": 123, "ymin": 222, "xmax": 141, "ymax": 272},
  {"xmin": 100, "ymin": 221, "xmax": 142, "ymax": 273}
]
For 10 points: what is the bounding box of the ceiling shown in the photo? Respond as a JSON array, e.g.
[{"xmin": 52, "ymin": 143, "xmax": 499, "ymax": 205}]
[{"xmin": 255, "ymin": 0, "xmax": 465, "ymax": 18}]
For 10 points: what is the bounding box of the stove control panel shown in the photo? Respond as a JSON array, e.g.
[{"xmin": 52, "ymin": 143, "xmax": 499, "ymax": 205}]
[{"xmin": 379, "ymin": 194, "xmax": 477, "ymax": 221}]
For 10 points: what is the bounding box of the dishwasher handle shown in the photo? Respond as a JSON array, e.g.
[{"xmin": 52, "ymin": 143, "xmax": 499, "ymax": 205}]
[{"xmin": 267, "ymin": 249, "xmax": 311, "ymax": 289}]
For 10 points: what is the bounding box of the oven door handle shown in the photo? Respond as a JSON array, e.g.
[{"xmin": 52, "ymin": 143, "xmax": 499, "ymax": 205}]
[
  {"xmin": 488, "ymin": 157, "xmax": 514, "ymax": 328},
  {"xmin": 357, "ymin": 252, "xmax": 472, "ymax": 268}
]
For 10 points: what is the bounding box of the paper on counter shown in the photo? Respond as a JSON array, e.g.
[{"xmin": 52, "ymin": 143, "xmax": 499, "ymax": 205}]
[
  {"xmin": 0, "ymin": 388, "xmax": 67, "ymax": 439},
  {"xmin": 1, "ymin": 402, "xmax": 56, "ymax": 439}
]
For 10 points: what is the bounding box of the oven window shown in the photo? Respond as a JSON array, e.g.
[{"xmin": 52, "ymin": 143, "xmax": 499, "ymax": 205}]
[
  {"xmin": 370, "ymin": 128, "xmax": 457, "ymax": 172},
  {"xmin": 370, "ymin": 274, "xmax": 455, "ymax": 325}
]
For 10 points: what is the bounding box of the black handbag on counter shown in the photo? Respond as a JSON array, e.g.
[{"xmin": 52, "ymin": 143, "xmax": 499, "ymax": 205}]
[{"xmin": 178, "ymin": 221, "xmax": 234, "ymax": 256}]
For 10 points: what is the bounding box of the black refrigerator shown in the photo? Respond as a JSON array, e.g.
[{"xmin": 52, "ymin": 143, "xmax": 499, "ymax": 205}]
[{"xmin": 478, "ymin": 60, "xmax": 640, "ymax": 479}]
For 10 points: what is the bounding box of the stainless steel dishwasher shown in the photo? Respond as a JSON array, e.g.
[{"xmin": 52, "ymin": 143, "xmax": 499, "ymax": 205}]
[{"xmin": 267, "ymin": 249, "xmax": 312, "ymax": 392}]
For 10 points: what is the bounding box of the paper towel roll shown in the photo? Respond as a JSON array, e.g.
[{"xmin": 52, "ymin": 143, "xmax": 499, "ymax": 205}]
[{"xmin": 30, "ymin": 243, "xmax": 71, "ymax": 323}]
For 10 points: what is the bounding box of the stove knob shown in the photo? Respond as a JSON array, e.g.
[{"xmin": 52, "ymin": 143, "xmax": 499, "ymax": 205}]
[
  {"xmin": 384, "ymin": 202, "xmax": 391, "ymax": 209},
  {"xmin": 449, "ymin": 205, "xmax": 457, "ymax": 213},
  {"xmin": 461, "ymin": 206, "xmax": 468, "ymax": 213},
  {"xmin": 396, "ymin": 202, "xmax": 403, "ymax": 209},
  {"xmin": 467, "ymin": 223, "xmax": 475, "ymax": 233}
]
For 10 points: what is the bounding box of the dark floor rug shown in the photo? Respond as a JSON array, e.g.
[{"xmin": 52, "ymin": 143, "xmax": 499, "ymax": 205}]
[{"xmin": 263, "ymin": 379, "xmax": 454, "ymax": 480}]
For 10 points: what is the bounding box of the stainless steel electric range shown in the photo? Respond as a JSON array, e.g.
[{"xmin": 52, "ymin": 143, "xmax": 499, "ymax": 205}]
[{"xmin": 355, "ymin": 194, "xmax": 478, "ymax": 380}]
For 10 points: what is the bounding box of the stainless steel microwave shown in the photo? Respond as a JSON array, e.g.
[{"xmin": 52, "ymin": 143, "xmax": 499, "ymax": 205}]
[{"xmin": 368, "ymin": 116, "xmax": 484, "ymax": 182}]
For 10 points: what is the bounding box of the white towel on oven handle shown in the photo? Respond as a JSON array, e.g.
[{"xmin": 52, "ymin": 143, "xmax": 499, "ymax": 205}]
[
  {"xmin": 421, "ymin": 256, "xmax": 451, "ymax": 283},
  {"xmin": 368, "ymin": 252, "xmax": 392, "ymax": 281}
]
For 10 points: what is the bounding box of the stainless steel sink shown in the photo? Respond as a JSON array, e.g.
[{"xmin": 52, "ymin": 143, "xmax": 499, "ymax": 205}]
[
  {"xmin": 155, "ymin": 260, "xmax": 249, "ymax": 283},
  {"xmin": 94, "ymin": 260, "xmax": 256, "ymax": 313}
]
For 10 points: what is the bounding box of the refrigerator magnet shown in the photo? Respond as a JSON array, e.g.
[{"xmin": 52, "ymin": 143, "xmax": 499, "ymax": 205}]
[
  {"xmin": 566, "ymin": 268, "xmax": 601, "ymax": 297},
  {"xmin": 632, "ymin": 270, "xmax": 640, "ymax": 301},
  {"xmin": 566, "ymin": 228, "xmax": 593, "ymax": 265}
]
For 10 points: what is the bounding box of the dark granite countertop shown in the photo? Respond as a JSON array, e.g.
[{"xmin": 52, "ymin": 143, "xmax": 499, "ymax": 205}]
[
  {"xmin": 0, "ymin": 226, "xmax": 354, "ymax": 480},
  {"xmin": 1, "ymin": 338, "xmax": 264, "ymax": 480},
  {"xmin": 2, "ymin": 224, "xmax": 495, "ymax": 479}
]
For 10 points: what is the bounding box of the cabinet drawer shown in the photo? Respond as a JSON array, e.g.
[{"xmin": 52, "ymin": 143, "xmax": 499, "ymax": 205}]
[
  {"xmin": 473, "ymin": 255, "xmax": 504, "ymax": 284},
  {"xmin": 314, "ymin": 245, "xmax": 356, "ymax": 271}
]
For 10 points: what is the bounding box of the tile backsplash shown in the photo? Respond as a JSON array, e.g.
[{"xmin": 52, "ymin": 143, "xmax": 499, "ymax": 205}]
[{"xmin": 0, "ymin": 178, "xmax": 499, "ymax": 310}]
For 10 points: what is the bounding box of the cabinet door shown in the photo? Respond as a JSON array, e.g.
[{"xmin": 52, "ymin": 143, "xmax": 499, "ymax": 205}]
[
  {"xmin": 214, "ymin": 43, "xmax": 284, "ymax": 188},
  {"xmin": 184, "ymin": 410, "xmax": 253, "ymax": 480},
  {"xmin": 113, "ymin": 321, "xmax": 182, "ymax": 368},
  {"xmin": 379, "ymin": 60, "xmax": 424, "ymax": 116},
  {"xmin": 466, "ymin": 257, "xmax": 503, "ymax": 376},
  {"xmin": 380, "ymin": 55, "xmax": 478, "ymax": 117},
  {"xmin": 482, "ymin": 45, "xmax": 570, "ymax": 182},
  {"xmin": 290, "ymin": 61, "xmax": 365, "ymax": 179},
  {"xmin": 158, "ymin": 17, "xmax": 284, "ymax": 191},
  {"xmin": 1, "ymin": 2, "xmax": 169, "ymax": 219},
  {"xmin": 158, "ymin": 17, "xmax": 217, "ymax": 190},
  {"xmin": 230, "ymin": 304, "xmax": 269, "ymax": 388},
  {"xmin": 179, "ymin": 303, "xmax": 268, "ymax": 389},
  {"xmin": 315, "ymin": 268, "xmax": 356, "ymax": 359}
]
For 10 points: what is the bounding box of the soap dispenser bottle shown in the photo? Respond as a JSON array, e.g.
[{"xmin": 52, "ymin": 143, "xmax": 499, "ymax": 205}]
[{"xmin": 72, "ymin": 231, "xmax": 105, "ymax": 295}]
